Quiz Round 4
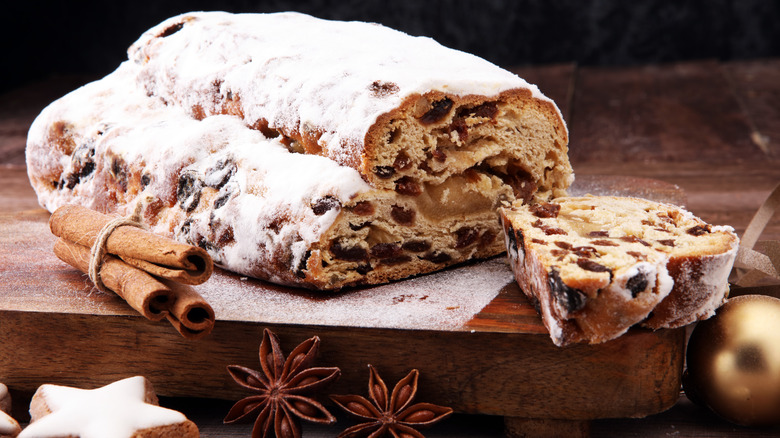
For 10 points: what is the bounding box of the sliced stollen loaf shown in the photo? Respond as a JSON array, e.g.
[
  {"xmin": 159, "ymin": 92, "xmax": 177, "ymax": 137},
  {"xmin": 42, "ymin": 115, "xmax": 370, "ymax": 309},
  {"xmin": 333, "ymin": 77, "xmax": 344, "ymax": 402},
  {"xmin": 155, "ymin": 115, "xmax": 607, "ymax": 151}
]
[
  {"xmin": 499, "ymin": 196, "xmax": 739, "ymax": 346},
  {"xmin": 26, "ymin": 11, "xmax": 571, "ymax": 289}
]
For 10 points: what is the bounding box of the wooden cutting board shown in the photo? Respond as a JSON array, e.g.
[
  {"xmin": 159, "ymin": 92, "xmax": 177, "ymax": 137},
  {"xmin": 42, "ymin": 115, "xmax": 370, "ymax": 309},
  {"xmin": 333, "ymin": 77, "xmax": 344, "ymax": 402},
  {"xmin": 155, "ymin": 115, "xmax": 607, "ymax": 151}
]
[{"xmin": 0, "ymin": 175, "xmax": 686, "ymax": 425}]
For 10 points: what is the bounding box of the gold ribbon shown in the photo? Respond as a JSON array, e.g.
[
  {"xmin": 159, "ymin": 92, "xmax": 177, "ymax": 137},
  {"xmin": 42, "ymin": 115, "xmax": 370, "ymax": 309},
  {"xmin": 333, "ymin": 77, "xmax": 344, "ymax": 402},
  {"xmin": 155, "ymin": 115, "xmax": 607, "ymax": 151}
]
[{"xmin": 731, "ymin": 182, "xmax": 780, "ymax": 291}]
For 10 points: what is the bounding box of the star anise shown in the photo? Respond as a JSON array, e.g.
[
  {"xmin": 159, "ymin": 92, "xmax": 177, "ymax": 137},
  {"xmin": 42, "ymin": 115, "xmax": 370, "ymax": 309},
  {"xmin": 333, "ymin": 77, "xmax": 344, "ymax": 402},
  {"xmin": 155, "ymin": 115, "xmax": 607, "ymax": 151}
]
[
  {"xmin": 224, "ymin": 328, "xmax": 341, "ymax": 438},
  {"xmin": 331, "ymin": 365, "xmax": 453, "ymax": 438}
]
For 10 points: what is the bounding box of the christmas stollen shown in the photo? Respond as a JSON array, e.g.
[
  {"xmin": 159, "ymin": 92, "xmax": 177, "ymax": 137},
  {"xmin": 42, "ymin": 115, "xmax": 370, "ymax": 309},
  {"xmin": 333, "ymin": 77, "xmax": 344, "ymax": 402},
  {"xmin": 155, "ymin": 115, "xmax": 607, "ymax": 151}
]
[
  {"xmin": 26, "ymin": 11, "xmax": 571, "ymax": 289},
  {"xmin": 499, "ymin": 196, "xmax": 739, "ymax": 346}
]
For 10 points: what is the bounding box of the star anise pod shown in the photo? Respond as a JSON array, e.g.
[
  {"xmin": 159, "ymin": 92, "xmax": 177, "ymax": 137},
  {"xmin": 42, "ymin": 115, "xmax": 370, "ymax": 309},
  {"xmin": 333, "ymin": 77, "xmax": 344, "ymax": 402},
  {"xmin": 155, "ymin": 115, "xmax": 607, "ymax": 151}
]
[
  {"xmin": 224, "ymin": 328, "xmax": 341, "ymax": 438},
  {"xmin": 331, "ymin": 365, "xmax": 453, "ymax": 438}
]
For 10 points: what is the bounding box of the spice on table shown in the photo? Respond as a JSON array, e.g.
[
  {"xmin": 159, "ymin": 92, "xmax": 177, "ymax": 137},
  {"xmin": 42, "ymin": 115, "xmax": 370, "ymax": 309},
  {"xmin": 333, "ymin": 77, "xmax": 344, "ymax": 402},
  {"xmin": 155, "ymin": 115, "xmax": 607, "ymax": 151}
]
[
  {"xmin": 224, "ymin": 328, "xmax": 341, "ymax": 438},
  {"xmin": 331, "ymin": 365, "xmax": 453, "ymax": 438}
]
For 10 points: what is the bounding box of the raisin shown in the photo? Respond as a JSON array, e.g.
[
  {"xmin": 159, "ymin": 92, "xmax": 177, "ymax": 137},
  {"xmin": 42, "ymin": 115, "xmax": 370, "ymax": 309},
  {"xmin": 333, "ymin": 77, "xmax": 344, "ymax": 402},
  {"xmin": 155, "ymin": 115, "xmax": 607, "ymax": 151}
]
[
  {"xmin": 393, "ymin": 152, "xmax": 412, "ymax": 171},
  {"xmin": 572, "ymin": 246, "xmax": 598, "ymax": 258},
  {"xmin": 391, "ymin": 205, "xmax": 415, "ymax": 225},
  {"xmin": 312, "ymin": 196, "xmax": 341, "ymax": 215},
  {"xmin": 532, "ymin": 219, "xmax": 567, "ymax": 236},
  {"xmin": 395, "ymin": 177, "xmax": 422, "ymax": 196},
  {"xmin": 355, "ymin": 264, "xmax": 374, "ymax": 275},
  {"xmin": 531, "ymin": 238, "xmax": 546, "ymax": 245},
  {"xmin": 530, "ymin": 203, "xmax": 560, "ymax": 218},
  {"xmin": 402, "ymin": 241, "xmax": 431, "ymax": 253},
  {"xmin": 431, "ymin": 149, "xmax": 447, "ymax": 162},
  {"xmin": 422, "ymin": 251, "xmax": 452, "ymax": 264},
  {"xmin": 330, "ymin": 242, "xmax": 369, "ymax": 262},
  {"xmin": 140, "ymin": 173, "xmax": 151, "ymax": 189},
  {"xmin": 158, "ymin": 22, "xmax": 185, "ymax": 38},
  {"xmin": 204, "ymin": 158, "xmax": 237, "ymax": 189},
  {"xmin": 591, "ymin": 239, "xmax": 619, "ymax": 247},
  {"xmin": 620, "ymin": 236, "xmax": 651, "ymax": 246},
  {"xmin": 588, "ymin": 231, "xmax": 609, "ymax": 238},
  {"xmin": 295, "ymin": 251, "xmax": 311, "ymax": 278},
  {"xmin": 505, "ymin": 224, "xmax": 524, "ymax": 261},
  {"xmin": 657, "ymin": 239, "xmax": 676, "ymax": 247},
  {"xmin": 551, "ymin": 249, "xmax": 568, "ymax": 257},
  {"xmin": 459, "ymin": 101, "xmax": 498, "ymax": 120},
  {"xmin": 374, "ymin": 166, "xmax": 395, "ymax": 179},
  {"xmin": 369, "ymin": 80, "xmax": 400, "ymax": 97},
  {"xmin": 213, "ymin": 191, "xmax": 231, "ymax": 209},
  {"xmin": 370, "ymin": 243, "xmax": 403, "ymax": 259},
  {"xmin": 687, "ymin": 225, "xmax": 712, "ymax": 236},
  {"xmin": 450, "ymin": 118, "xmax": 468, "ymax": 141},
  {"xmin": 454, "ymin": 227, "xmax": 480, "ymax": 249},
  {"xmin": 577, "ymin": 258, "xmax": 611, "ymax": 273},
  {"xmin": 419, "ymin": 98, "xmax": 453, "ymax": 124},
  {"xmin": 554, "ymin": 241, "xmax": 572, "ymax": 250},
  {"xmin": 349, "ymin": 222, "xmax": 371, "ymax": 231},
  {"xmin": 501, "ymin": 167, "xmax": 537, "ymax": 204},
  {"xmin": 627, "ymin": 251, "xmax": 647, "ymax": 261},
  {"xmin": 177, "ymin": 171, "xmax": 203, "ymax": 212},
  {"xmin": 110, "ymin": 156, "xmax": 128, "ymax": 192},
  {"xmin": 217, "ymin": 227, "xmax": 235, "ymax": 246},
  {"xmin": 352, "ymin": 201, "xmax": 375, "ymax": 216},
  {"xmin": 548, "ymin": 268, "xmax": 586, "ymax": 313},
  {"xmin": 626, "ymin": 271, "xmax": 649, "ymax": 297}
]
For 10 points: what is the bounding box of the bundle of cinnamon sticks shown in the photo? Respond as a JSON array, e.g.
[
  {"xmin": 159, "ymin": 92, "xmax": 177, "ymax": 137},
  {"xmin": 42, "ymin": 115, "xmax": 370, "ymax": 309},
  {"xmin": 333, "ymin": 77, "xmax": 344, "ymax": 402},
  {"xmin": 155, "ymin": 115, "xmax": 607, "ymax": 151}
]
[{"xmin": 49, "ymin": 204, "xmax": 216, "ymax": 339}]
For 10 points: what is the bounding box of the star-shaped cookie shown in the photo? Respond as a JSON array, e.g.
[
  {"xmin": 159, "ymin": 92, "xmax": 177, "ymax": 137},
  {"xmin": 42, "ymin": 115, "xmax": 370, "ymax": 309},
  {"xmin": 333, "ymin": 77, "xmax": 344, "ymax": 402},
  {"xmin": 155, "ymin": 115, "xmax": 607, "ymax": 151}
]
[{"xmin": 19, "ymin": 376, "xmax": 198, "ymax": 438}]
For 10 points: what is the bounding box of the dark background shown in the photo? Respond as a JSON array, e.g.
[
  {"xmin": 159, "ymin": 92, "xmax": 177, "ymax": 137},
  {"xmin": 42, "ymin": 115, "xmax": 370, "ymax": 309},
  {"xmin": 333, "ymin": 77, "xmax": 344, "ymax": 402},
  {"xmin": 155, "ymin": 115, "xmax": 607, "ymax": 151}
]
[{"xmin": 2, "ymin": 0, "xmax": 779, "ymax": 94}]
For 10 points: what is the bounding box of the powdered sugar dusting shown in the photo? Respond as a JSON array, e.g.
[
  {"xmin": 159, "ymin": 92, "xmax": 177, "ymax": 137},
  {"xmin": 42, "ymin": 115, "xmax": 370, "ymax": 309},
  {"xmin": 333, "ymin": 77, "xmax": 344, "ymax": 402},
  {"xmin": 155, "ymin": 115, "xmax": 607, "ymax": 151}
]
[
  {"xmin": 198, "ymin": 257, "xmax": 514, "ymax": 330},
  {"xmin": 128, "ymin": 11, "xmax": 560, "ymax": 166}
]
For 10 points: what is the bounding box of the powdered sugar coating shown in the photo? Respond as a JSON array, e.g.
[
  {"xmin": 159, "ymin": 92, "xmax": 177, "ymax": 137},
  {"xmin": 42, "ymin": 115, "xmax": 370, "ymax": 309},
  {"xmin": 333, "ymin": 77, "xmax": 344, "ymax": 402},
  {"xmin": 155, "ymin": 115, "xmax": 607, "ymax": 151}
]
[
  {"xmin": 26, "ymin": 62, "xmax": 372, "ymax": 281},
  {"xmin": 128, "ymin": 11, "xmax": 561, "ymax": 166}
]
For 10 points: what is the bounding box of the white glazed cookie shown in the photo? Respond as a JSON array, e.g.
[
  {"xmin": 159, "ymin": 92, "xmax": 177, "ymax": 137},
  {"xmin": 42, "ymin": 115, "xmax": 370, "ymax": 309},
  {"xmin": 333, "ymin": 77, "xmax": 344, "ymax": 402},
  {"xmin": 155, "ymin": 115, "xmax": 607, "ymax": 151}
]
[
  {"xmin": 0, "ymin": 411, "xmax": 21, "ymax": 438},
  {"xmin": 26, "ymin": 11, "xmax": 571, "ymax": 290},
  {"xmin": 0, "ymin": 383, "xmax": 20, "ymax": 438},
  {"xmin": 19, "ymin": 376, "xmax": 198, "ymax": 438},
  {"xmin": 499, "ymin": 196, "xmax": 739, "ymax": 346},
  {"xmin": 0, "ymin": 383, "xmax": 10, "ymax": 415}
]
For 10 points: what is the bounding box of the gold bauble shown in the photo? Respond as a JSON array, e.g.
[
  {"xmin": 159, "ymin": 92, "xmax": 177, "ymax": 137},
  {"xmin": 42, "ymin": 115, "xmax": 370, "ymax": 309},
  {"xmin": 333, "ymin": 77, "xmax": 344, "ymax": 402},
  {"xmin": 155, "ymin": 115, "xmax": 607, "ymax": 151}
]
[{"xmin": 684, "ymin": 294, "xmax": 780, "ymax": 427}]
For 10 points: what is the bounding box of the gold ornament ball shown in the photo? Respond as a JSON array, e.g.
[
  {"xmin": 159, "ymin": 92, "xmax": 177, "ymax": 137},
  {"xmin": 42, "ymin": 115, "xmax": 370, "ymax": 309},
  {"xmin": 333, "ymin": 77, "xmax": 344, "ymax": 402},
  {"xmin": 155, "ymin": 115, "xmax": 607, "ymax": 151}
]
[{"xmin": 684, "ymin": 294, "xmax": 780, "ymax": 427}]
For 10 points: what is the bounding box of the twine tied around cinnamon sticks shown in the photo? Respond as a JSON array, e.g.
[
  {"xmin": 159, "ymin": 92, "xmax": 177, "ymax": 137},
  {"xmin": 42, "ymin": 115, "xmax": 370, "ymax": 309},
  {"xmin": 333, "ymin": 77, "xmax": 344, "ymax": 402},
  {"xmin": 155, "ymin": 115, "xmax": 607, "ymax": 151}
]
[{"xmin": 49, "ymin": 204, "xmax": 215, "ymax": 339}]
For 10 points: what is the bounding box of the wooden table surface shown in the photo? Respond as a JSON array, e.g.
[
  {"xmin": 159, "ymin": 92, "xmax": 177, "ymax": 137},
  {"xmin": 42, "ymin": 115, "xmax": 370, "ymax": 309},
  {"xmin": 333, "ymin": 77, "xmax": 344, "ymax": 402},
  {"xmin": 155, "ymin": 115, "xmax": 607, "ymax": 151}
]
[{"xmin": 2, "ymin": 59, "xmax": 779, "ymax": 437}]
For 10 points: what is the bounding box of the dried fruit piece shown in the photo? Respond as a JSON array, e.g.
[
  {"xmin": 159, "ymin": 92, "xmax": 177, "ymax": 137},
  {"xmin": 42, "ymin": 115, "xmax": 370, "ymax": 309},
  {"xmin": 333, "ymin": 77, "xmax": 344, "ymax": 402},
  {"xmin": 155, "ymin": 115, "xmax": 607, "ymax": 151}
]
[
  {"xmin": 530, "ymin": 203, "xmax": 561, "ymax": 218},
  {"xmin": 395, "ymin": 177, "xmax": 422, "ymax": 196},
  {"xmin": 419, "ymin": 98, "xmax": 453, "ymax": 124},
  {"xmin": 391, "ymin": 205, "xmax": 415, "ymax": 225},
  {"xmin": 548, "ymin": 268, "xmax": 586, "ymax": 313},
  {"xmin": 577, "ymin": 258, "xmax": 611, "ymax": 273},
  {"xmin": 331, "ymin": 242, "xmax": 369, "ymax": 262},
  {"xmin": 312, "ymin": 196, "xmax": 341, "ymax": 215},
  {"xmin": 455, "ymin": 227, "xmax": 480, "ymax": 249}
]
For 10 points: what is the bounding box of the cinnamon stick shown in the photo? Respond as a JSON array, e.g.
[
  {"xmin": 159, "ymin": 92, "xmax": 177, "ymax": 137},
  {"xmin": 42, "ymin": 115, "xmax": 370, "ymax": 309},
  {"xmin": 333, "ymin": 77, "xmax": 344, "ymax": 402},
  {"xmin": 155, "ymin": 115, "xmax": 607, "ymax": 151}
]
[
  {"xmin": 50, "ymin": 204, "xmax": 213, "ymax": 285},
  {"xmin": 49, "ymin": 204, "xmax": 216, "ymax": 339},
  {"xmin": 53, "ymin": 238, "xmax": 174, "ymax": 321},
  {"xmin": 53, "ymin": 238, "xmax": 215, "ymax": 339}
]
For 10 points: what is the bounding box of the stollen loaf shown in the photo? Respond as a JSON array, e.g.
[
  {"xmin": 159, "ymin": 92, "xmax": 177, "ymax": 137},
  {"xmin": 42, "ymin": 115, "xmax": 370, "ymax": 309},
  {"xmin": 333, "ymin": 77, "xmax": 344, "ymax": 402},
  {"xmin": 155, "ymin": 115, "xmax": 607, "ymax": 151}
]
[{"xmin": 26, "ymin": 11, "xmax": 571, "ymax": 289}]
